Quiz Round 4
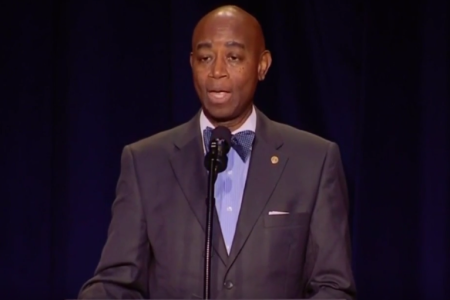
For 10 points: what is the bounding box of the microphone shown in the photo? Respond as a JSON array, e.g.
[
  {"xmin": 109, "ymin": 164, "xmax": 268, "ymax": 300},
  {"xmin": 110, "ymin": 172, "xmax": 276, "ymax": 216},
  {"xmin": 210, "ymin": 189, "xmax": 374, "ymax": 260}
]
[
  {"xmin": 204, "ymin": 126, "xmax": 232, "ymax": 173},
  {"xmin": 203, "ymin": 126, "xmax": 231, "ymax": 300}
]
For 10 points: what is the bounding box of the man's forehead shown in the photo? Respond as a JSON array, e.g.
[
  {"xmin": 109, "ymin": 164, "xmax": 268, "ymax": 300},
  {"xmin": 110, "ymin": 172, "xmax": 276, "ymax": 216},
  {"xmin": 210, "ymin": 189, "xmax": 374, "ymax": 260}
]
[
  {"xmin": 195, "ymin": 26, "xmax": 246, "ymax": 42},
  {"xmin": 193, "ymin": 17, "xmax": 255, "ymax": 46}
]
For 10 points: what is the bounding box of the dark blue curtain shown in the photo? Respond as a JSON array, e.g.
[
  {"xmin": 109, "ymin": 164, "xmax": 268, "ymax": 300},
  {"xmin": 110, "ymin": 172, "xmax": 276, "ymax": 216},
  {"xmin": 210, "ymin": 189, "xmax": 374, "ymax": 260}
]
[{"xmin": 1, "ymin": 0, "xmax": 449, "ymax": 299}]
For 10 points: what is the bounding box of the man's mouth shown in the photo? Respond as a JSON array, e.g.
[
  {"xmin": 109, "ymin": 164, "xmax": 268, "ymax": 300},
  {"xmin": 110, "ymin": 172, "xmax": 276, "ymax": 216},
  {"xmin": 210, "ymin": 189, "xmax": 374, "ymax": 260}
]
[
  {"xmin": 209, "ymin": 91, "xmax": 229, "ymax": 98},
  {"xmin": 207, "ymin": 91, "xmax": 231, "ymax": 103}
]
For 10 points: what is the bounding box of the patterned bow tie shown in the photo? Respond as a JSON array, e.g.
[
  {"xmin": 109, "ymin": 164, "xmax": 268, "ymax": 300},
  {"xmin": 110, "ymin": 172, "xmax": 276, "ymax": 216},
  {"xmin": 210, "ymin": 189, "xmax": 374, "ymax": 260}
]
[{"xmin": 203, "ymin": 127, "xmax": 255, "ymax": 162}]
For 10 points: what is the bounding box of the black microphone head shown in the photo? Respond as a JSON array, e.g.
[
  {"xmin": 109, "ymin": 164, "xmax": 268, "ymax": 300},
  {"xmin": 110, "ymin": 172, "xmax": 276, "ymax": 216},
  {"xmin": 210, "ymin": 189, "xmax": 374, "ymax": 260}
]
[
  {"xmin": 210, "ymin": 126, "xmax": 232, "ymax": 146},
  {"xmin": 204, "ymin": 126, "xmax": 232, "ymax": 173}
]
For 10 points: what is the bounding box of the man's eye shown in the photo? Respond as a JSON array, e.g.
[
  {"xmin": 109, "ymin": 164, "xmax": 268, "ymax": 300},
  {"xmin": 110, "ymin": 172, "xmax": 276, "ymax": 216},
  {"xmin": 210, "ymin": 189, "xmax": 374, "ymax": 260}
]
[
  {"xmin": 229, "ymin": 56, "xmax": 239, "ymax": 61},
  {"xmin": 200, "ymin": 56, "xmax": 211, "ymax": 62}
]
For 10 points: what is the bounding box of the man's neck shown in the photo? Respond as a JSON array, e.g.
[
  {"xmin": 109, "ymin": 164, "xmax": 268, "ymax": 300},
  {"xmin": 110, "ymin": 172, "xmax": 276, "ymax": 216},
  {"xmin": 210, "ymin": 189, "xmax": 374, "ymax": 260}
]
[{"xmin": 205, "ymin": 106, "xmax": 253, "ymax": 132}]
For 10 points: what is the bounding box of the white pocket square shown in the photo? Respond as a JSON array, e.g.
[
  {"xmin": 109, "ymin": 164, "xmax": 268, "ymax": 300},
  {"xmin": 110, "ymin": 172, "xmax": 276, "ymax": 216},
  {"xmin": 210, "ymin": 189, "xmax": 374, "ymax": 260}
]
[{"xmin": 268, "ymin": 211, "xmax": 290, "ymax": 215}]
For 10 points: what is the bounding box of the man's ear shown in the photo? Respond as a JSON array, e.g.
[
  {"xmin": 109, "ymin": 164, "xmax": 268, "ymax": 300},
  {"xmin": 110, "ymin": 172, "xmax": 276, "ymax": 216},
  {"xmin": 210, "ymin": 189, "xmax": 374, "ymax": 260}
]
[
  {"xmin": 190, "ymin": 52, "xmax": 194, "ymax": 68},
  {"xmin": 257, "ymin": 50, "xmax": 272, "ymax": 81}
]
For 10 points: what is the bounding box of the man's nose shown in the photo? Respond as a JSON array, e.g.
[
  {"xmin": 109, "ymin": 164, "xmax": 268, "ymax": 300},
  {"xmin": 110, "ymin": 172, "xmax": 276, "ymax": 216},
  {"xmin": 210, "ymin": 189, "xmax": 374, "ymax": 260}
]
[{"xmin": 209, "ymin": 58, "xmax": 228, "ymax": 79}]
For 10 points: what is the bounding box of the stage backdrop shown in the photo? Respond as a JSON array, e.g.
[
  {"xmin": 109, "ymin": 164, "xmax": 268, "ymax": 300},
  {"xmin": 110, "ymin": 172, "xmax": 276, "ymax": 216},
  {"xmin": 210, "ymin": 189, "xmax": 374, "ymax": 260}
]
[{"xmin": 1, "ymin": 0, "xmax": 449, "ymax": 299}]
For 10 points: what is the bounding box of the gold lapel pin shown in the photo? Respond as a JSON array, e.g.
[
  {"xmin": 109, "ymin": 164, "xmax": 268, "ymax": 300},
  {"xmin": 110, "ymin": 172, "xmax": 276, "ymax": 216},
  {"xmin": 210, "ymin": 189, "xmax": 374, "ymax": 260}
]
[{"xmin": 271, "ymin": 156, "xmax": 279, "ymax": 164}]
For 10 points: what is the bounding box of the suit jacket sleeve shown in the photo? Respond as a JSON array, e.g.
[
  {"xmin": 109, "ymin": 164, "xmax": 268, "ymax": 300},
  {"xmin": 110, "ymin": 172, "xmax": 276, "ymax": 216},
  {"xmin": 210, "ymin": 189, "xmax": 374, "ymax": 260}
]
[
  {"xmin": 305, "ymin": 142, "xmax": 357, "ymax": 299},
  {"xmin": 78, "ymin": 145, "xmax": 150, "ymax": 299}
]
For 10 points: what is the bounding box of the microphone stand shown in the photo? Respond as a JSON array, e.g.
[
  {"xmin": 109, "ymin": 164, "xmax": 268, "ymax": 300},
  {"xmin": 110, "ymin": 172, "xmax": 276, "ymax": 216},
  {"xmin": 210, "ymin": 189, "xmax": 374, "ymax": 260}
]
[
  {"xmin": 204, "ymin": 156, "xmax": 218, "ymax": 300},
  {"xmin": 202, "ymin": 127, "xmax": 231, "ymax": 300}
]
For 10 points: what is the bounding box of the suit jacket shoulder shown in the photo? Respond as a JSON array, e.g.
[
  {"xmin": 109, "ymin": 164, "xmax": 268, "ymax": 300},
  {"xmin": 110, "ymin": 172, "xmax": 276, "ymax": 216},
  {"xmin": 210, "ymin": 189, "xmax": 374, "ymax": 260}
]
[
  {"xmin": 272, "ymin": 121, "xmax": 335, "ymax": 160},
  {"xmin": 126, "ymin": 122, "xmax": 189, "ymax": 158},
  {"xmin": 129, "ymin": 127, "xmax": 174, "ymax": 151}
]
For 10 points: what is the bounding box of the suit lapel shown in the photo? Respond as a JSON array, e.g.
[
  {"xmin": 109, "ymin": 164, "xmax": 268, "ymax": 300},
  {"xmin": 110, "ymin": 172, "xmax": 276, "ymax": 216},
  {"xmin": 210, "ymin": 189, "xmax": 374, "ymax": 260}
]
[
  {"xmin": 227, "ymin": 109, "xmax": 288, "ymax": 266},
  {"xmin": 169, "ymin": 112, "xmax": 228, "ymax": 265}
]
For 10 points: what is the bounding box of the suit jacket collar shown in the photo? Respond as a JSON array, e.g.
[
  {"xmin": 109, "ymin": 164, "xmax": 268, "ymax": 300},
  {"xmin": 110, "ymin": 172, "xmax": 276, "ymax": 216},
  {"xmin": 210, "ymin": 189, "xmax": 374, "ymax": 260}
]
[{"xmin": 170, "ymin": 107, "xmax": 288, "ymax": 267}]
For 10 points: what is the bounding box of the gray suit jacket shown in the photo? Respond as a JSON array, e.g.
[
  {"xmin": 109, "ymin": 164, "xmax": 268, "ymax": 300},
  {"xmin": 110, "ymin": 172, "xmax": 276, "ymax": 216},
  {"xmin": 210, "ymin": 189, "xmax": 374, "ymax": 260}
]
[{"xmin": 78, "ymin": 108, "xmax": 356, "ymax": 299}]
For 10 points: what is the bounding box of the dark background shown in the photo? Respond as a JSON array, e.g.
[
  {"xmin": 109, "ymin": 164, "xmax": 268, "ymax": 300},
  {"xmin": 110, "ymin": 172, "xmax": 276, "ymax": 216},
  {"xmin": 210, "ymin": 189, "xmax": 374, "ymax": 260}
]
[{"xmin": 1, "ymin": 0, "xmax": 449, "ymax": 299}]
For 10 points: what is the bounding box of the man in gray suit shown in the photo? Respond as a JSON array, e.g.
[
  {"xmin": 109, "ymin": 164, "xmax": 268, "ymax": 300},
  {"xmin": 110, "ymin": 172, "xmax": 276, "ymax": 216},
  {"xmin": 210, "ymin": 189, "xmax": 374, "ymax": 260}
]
[{"xmin": 79, "ymin": 5, "xmax": 356, "ymax": 300}]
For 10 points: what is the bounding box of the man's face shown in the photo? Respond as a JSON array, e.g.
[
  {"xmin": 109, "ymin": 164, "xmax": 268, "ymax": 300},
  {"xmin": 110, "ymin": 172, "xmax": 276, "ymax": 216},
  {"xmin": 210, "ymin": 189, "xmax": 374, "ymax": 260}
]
[{"xmin": 190, "ymin": 14, "xmax": 268, "ymax": 122}]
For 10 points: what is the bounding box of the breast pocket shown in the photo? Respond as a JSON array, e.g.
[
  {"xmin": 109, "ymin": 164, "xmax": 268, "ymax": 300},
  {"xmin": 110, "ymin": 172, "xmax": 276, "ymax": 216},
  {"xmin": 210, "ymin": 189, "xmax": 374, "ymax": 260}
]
[{"xmin": 263, "ymin": 212, "xmax": 310, "ymax": 228}]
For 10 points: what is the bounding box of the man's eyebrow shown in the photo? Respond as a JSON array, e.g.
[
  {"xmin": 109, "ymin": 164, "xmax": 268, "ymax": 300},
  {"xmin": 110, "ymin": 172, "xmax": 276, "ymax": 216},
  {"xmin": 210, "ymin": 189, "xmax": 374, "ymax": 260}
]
[
  {"xmin": 225, "ymin": 41, "xmax": 245, "ymax": 49},
  {"xmin": 195, "ymin": 41, "xmax": 245, "ymax": 50},
  {"xmin": 196, "ymin": 41, "xmax": 212, "ymax": 50}
]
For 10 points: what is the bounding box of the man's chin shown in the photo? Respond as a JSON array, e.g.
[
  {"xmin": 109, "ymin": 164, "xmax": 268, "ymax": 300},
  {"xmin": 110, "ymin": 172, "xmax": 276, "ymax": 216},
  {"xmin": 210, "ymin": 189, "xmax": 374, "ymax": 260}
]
[{"xmin": 202, "ymin": 105, "xmax": 236, "ymax": 123}]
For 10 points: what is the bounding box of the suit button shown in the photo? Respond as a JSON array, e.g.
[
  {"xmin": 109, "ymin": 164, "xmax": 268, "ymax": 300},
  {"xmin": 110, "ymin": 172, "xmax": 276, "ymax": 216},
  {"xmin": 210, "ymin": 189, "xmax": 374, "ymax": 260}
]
[{"xmin": 223, "ymin": 280, "xmax": 234, "ymax": 289}]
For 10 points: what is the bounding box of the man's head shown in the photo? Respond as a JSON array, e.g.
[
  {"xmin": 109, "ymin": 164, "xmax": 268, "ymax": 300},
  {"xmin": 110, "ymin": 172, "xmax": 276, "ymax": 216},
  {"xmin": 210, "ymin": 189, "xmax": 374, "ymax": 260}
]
[{"xmin": 190, "ymin": 5, "xmax": 272, "ymax": 129}]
